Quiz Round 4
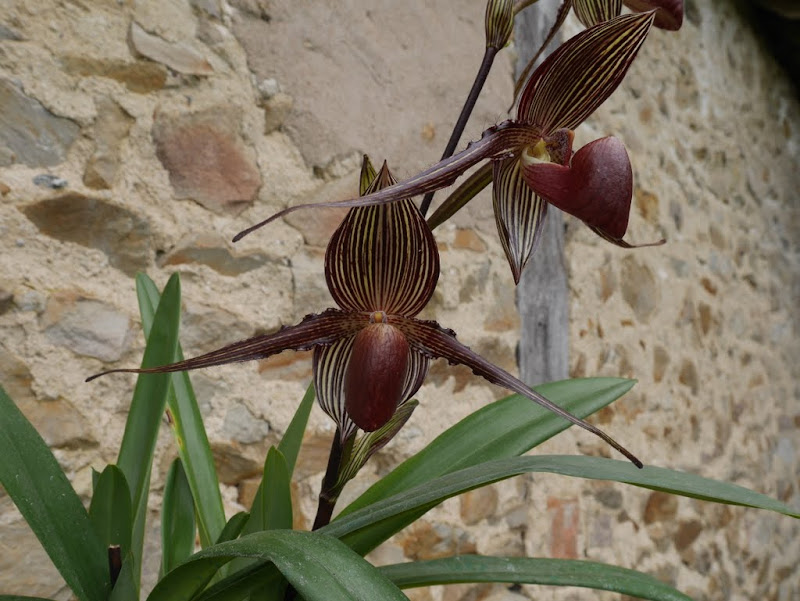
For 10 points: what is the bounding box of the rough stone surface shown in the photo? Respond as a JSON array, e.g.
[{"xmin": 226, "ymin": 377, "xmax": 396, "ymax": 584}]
[
  {"xmin": 83, "ymin": 97, "xmax": 134, "ymax": 189},
  {"xmin": 130, "ymin": 22, "xmax": 214, "ymax": 76},
  {"xmin": 22, "ymin": 195, "xmax": 152, "ymax": 276},
  {"xmin": 152, "ymin": 107, "xmax": 261, "ymax": 214},
  {"xmin": 0, "ymin": 1, "xmax": 797, "ymax": 599},
  {"xmin": 42, "ymin": 291, "xmax": 132, "ymax": 362},
  {"xmin": 0, "ymin": 79, "xmax": 79, "ymax": 167}
]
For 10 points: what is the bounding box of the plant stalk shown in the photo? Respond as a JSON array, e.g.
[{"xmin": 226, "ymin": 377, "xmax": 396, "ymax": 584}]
[
  {"xmin": 312, "ymin": 431, "xmax": 344, "ymax": 530},
  {"xmin": 419, "ymin": 46, "xmax": 500, "ymax": 218}
]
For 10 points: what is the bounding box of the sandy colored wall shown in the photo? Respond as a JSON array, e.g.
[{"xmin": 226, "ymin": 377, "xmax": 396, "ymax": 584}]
[{"xmin": 0, "ymin": 1, "xmax": 797, "ymax": 599}]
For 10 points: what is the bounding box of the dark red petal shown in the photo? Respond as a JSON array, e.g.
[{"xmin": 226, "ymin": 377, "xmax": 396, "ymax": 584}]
[
  {"xmin": 394, "ymin": 316, "xmax": 643, "ymax": 467},
  {"xmin": 623, "ymin": 0, "xmax": 683, "ymax": 30},
  {"xmin": 86, "ymin": 309, "xmax": 365, "ymax": 381},
  {"xmin": 344, "ymin": 323, "xmax": 410, "ymax": 432},
  {"xmin": 314, "ymin": 336, "xmax": 359, "ymax": 441},
  {"xmin": 232, "ymin": 122, "xmax": 539, "ymax": 242},
  {"xmin": 517, "ymin": 11, "xmax": 655, "ymax": 133},
  {"xmin": 325, "ymin": 163, "xmax": 440, "ymax": 317},
  {"xmin": 492, "ymin": 157, "xmax": 549, "ymax": 284},
  {"xmin": 574, "ymin": 0, "xmax": 622, "ymax": 27},
  {"xmin": 523, "ymin": 136, "xmax": 632, "ymax": 239}
]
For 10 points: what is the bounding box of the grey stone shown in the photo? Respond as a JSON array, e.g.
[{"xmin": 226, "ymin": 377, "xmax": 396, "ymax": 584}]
[
  {"xmin": 0, "ymin": 23, "xmax": 23, "ymax": 41},
  {"xmin": 222, "ymin": 403, "xmax": 270, "ymax": 444},
  {"xmin": 0, "ymin": 79, "xmax": 79, "ymax": 167},
  {"xmin": 32, "ymin": 174, "xmax": 68, "ymax": 189},
  {"xmin": 130, "ymin": 22, "xmax": 213, "ymax": 75},
  {"xmin": 42, "ymin": 292, "xmax": 132, "ymax": 362},
  {"xmin": 22, "ymin": 194, "xmax": 152, "ymax": 276},
  {"xmin": 180, "ymin": 303, "xmax": 254, "ymax": 355}
]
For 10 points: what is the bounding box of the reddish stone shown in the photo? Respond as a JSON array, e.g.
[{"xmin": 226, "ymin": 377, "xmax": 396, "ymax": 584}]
[
  {"xmin": 547, "ymin": 497, "xmax": 579, "ymax": 559},
  {"xmin": 152, "ymin": 107, "xmax": 261, "ymax": 215}
]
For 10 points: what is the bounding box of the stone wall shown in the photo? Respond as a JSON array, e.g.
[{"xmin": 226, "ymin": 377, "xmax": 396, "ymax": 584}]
[{"xmin": 0, "ymin": 1, "xmax": 797, "ymax": 600}]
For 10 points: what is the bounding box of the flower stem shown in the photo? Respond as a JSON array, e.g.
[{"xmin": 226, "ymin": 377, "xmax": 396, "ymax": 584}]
[
  {"xmin": 419, "ymin": 46, "xmax": 500, "ymax": 218},
  {"xmin": 312, "ymin": 430, "xmax": 344, "ymax": 530}
]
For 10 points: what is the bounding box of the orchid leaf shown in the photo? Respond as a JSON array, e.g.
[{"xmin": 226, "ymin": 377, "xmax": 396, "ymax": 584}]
[
  {"xmin": 116, "ymin": 272, "xmax": 181, "ymax": 590},
  {"xmin": 136, "ymin": 273, "xmax": 226, "ymax": 548},
  {"xmin": 427, "ymin": 162, "xmax": 493, "ymax": 230},
  {"xmin": 153, "ymin": 453, "xmax": 798, "ymax": 598},
  {"xmin": 148, "ymin": 531, "xmax": 408, "ymax": 601},
  {"xmin": 0, "ymin": 386, "xmax": 109, "ymax": 601},
  {"xmin": 518, "ymin": 11, "xmax": 655, "ymax": 132},
  {"xmin": 161, "ymin": 459, "xmax": 196, "ymax": 576},
  {"xmin": 340, "ymin": 378, "xmax": 634, "ymax": 519},
  {"xmin": 88, "ymin": 465, "xmax": 132, "ymax": 560},
  {"xmin": 322, "ymin": 455, "xmax": 798, "ymax": 556},
  {"xmin": 380, "ymin": 556, "xmax": 692, "ymax": 600}
]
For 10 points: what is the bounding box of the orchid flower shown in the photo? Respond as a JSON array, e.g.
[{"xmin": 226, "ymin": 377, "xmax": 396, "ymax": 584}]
[
  {"xmin": 88, "ymin": 157, "xmax": 642, "ymax": 468},
  {"xmin": 234, "ymin": 12, "xmax": 662, "ymax": 284},
  {"xmin": 512, "ymin": 0, "xmax": 683, "ymax": 106}
]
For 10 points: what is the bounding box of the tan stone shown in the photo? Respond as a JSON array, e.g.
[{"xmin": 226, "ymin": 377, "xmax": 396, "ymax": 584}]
[
  {"xmin": 643, "ymin": 491, "xmax": 678, "ymax": 524},
  {"xmin": 459, "ymin": 486, "xmax": 498, "ymax": 525}
]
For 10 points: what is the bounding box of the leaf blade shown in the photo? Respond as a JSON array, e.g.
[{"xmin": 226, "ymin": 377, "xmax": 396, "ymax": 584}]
[
  {"xmin": 0, "ymin": 386, "xmax": 109, "ymax": 601},
  {"xmin": 380, "ymin": 555, "xmax": 692, "ymax": 601}
]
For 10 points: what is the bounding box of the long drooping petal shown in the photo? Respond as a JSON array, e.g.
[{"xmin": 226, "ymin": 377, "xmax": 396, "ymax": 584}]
[
  {"xmin": 232, "ymin": 122, "xmax": 540, "ymax": 242},
  {"xmin": 492, "ymin": 157, "xmax": 549, "ymax": 284},
  {"xmin": 85, "ymin": 309, "xmax": 366, "ymax": 381},
  {"xmin": 517, "ymin": 11, "xmax": 655, "ymax": 133},
  {"xmin": 326, "ymin": 163, "xmax": 439, "ymax": 317},
  {"xmin": 394, "ymin": 316, "xmax": 643, "ymax": 467}
]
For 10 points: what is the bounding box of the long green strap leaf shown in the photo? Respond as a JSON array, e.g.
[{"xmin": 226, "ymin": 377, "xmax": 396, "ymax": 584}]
[
  {"xmin": 148, "ymin": 531, "xmax": 408, "ymax": 601},
  {"xmin": 137, "ymin": 273, "xmax": 226, "ymax": 548},
  {"xmin": 0, "ymin": 386, "xmax": 109, "ymax": 601},
  {"xmin": 89, "ymin": 465, "xmax": 132, "ymax": 561},
  {"xmin": 162, "ymin": 459, "xmax": 197, "ymax": 576},
  {"xmin": 326, "ymin": 455, "xmax": 798, "ymax": 555},
  {"xmin": 117, "ymin": 272, "xmax": 181, "ymax": 589},
  {"xmin": 340, "ymin": 377, "xmax": 635, "ymax": 518},
  {"xmin": 152, "ymin": 453, "xmax": 798, "ymax": 599},
  {"xmin": 379, "ymin": 556, "xmax": 692, "ymax": 601}
]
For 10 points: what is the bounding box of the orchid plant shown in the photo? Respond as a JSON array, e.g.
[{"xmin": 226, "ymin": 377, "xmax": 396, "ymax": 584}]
[{"xmin": 1, "ymin": 2, "xmax": 798, "ymax": 601}]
